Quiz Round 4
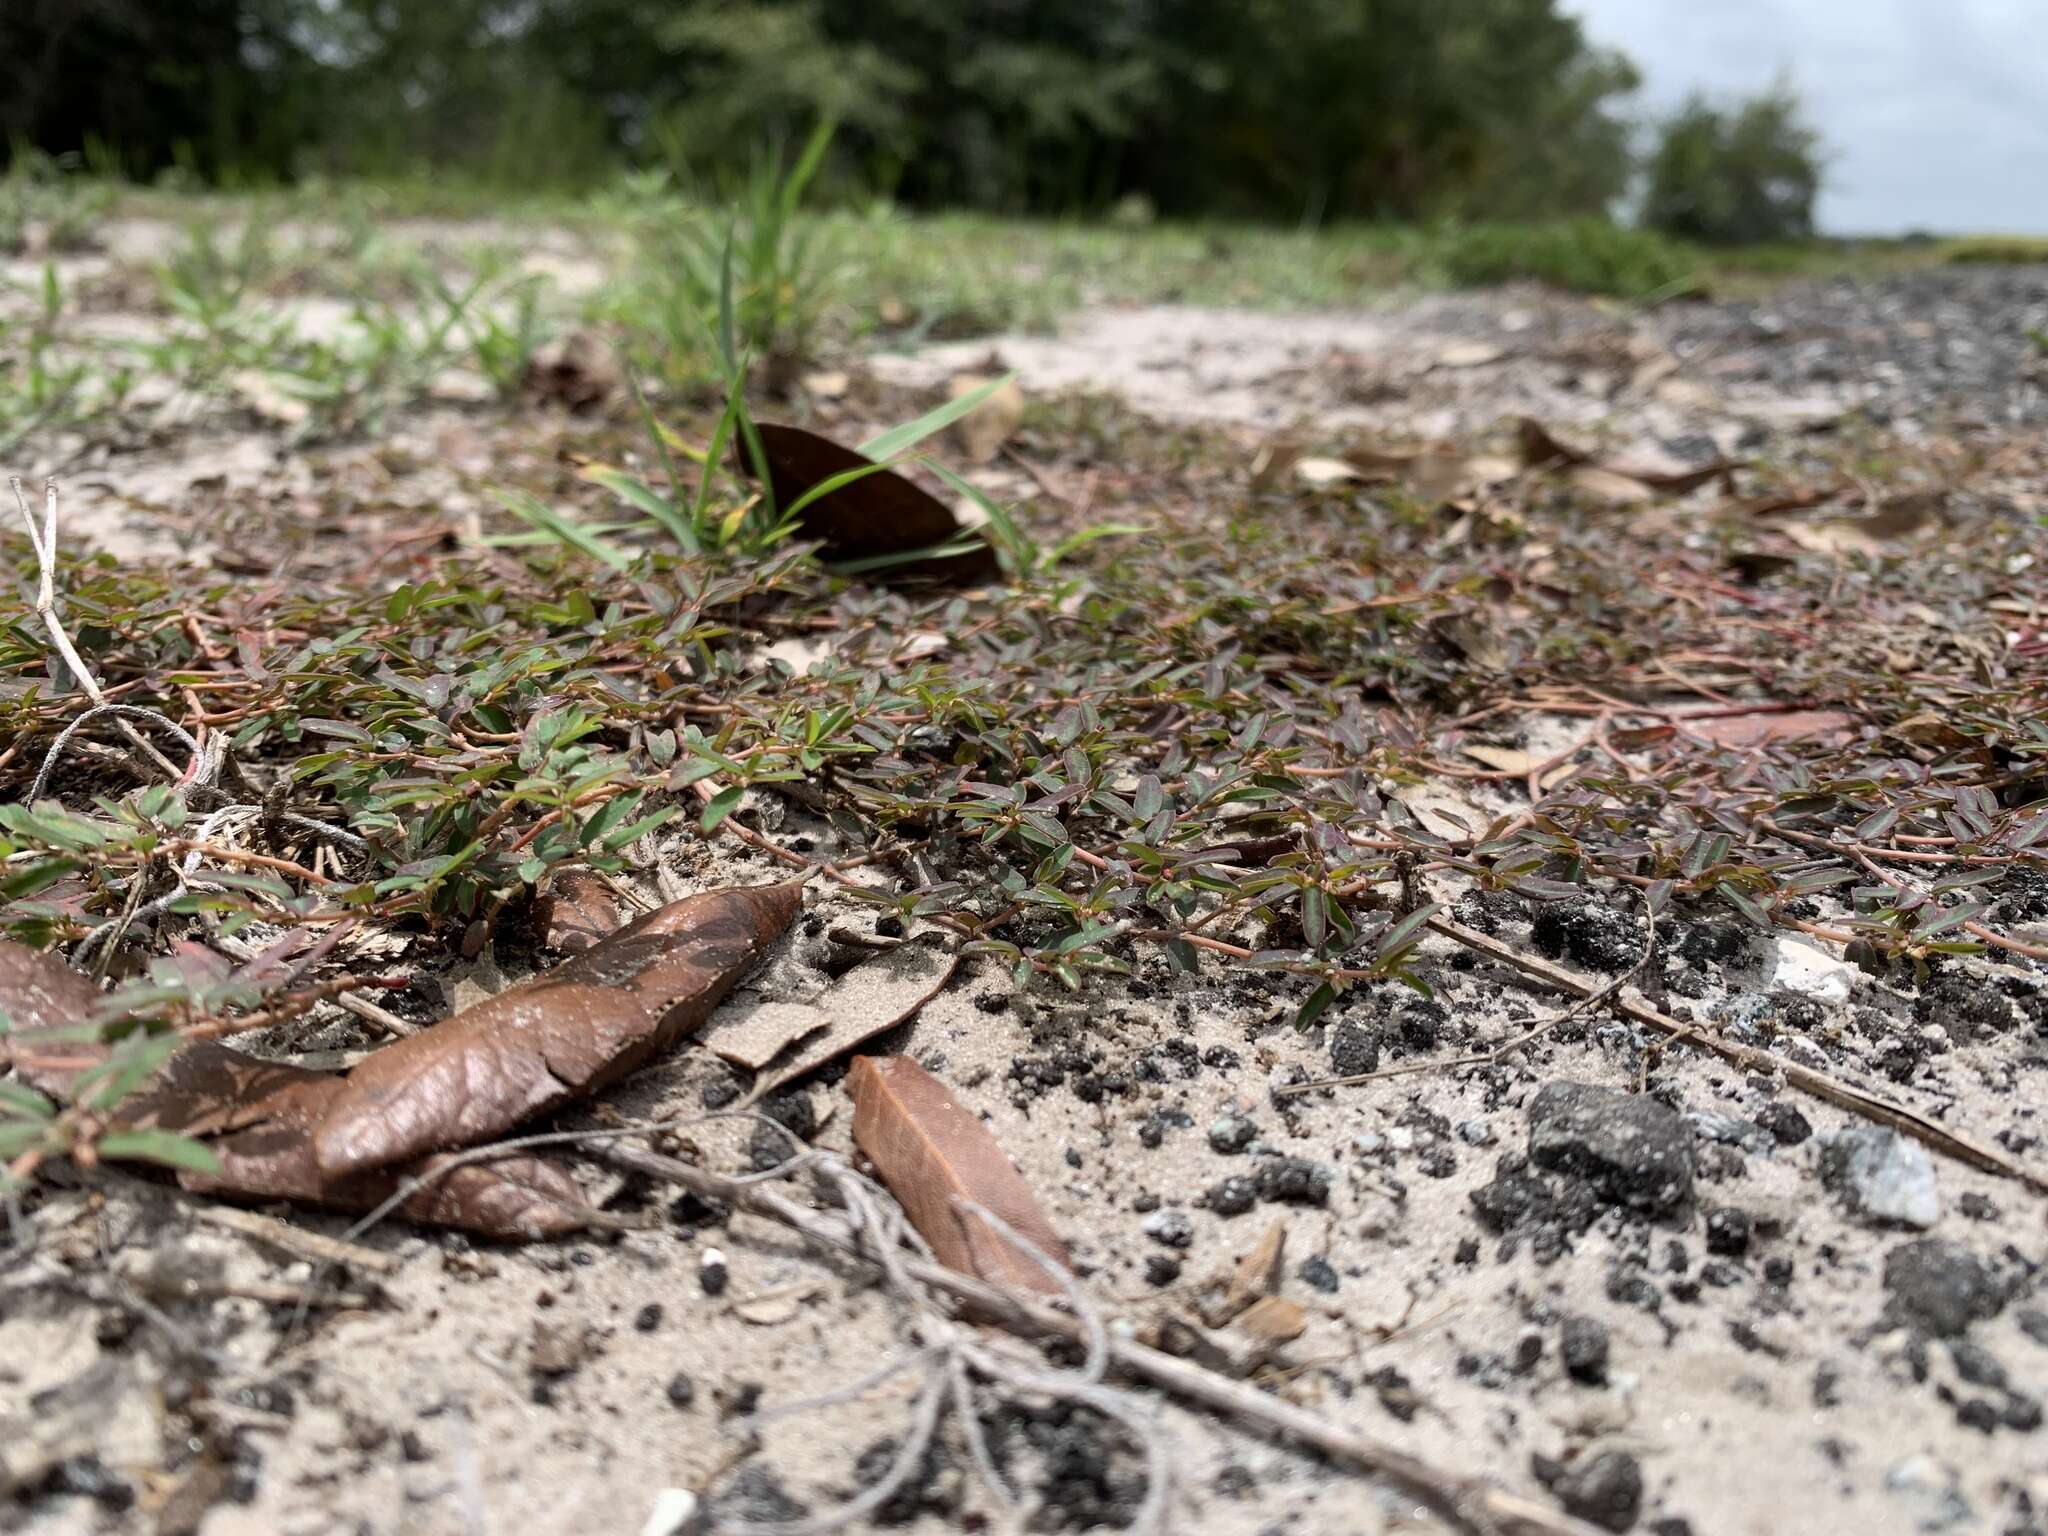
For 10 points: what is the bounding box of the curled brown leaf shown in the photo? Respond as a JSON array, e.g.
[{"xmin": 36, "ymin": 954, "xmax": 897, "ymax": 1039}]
[
  {"xmin": 107, "ymin": 1040, "xmax": 598, "ymax": 1239},
  {"xmin": 739, "ymin": 423, "xmax": 1000, "ymax": 582},
  {"xmin": 314, "ymin": 880, "xmax": 803, "ymax": 1177}
]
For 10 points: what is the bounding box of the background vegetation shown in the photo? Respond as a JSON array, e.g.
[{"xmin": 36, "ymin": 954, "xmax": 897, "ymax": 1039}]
[{"xmin": 4, "ymin": 0, "xmax": 1822, "ymax": 241}]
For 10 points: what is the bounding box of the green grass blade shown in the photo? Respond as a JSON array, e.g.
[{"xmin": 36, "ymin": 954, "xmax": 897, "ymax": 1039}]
[
  {"xmin": 716, "ymin": 225, "xmax": 739, "ymax": 381},
  {"xmin": 924, "ymin": 458, "xmax": 1030, "ymax": 573},
  {"xmin": 582, "ymin": 467, "xmax": 697, "ymax": 553},
  {"xmin": 694, "ymin": 375, "xmax": 746, "ymax": 525},
  {"xmin": 781, "ymin": 458, "xmax": 908, "ymax": 523},
  {"xmin": 781, "ymin": 116, "xmax": 836, "ymax": 224},
  {"xmin": 829, "ymin": 535, "xmax": 989, "ymax": 576},
  {"xmin": 859, "ymin": 373, "xmax": 1015, "ymax": 462},
  {"xmin": 492, "ymin": 488, "xmax": 632, "ymax": 571}
]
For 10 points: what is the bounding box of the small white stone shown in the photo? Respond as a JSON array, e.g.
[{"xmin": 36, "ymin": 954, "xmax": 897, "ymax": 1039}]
[
  {"xmin": 638, "ymin": 1488, "xmax": 699, "ymax": 1536},
  {"xmin": 1770, "ymin": 936, "xmax": 1858, "ymax": 1004}
]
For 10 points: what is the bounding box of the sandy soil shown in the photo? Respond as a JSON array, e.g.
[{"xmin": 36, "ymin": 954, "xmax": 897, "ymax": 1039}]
[{"xmin": 5, "ymin": 259, "xmax": 2047, "ymax": 1536}]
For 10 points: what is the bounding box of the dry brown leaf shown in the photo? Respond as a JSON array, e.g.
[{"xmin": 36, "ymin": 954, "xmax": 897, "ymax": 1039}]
[
  {"xmin": 1518, "ymin": 416, "xmax": 1743, "ymax": 501},
  {"xmin": 1236, "ymin": 1295, "xmax": 1307, "ymax": 1343},
  {"xmin": 314, "ymin": 881, "xmax": 803, "ymax": 1178},
  {"xmin": 1459, "ymin": 742, "xmax": 1545, "ymax": 775},
  {"xmin": 109, "ymin": 1041, "xmax": 597, "ymax": 1238},
  {"xmin": 0, "ymin": 938, "xmax": 116, "ymax": 1098},
  {"xmin": 848, "ymin": 1054, "xmax": 1068, "ymax": 1293},
  {"xmin": 739, "ymin": 943, "xmax": 959, "ymax": 1106},
  {"xmin": 1885, "ymin": 712, "xmax": 1978, "ymax": 753},
  {"xmin": 1678, "ymin": 709, "xmax": 1857, "ymax": 749},
  {"xmin": 947, "ymin": 373, "xmax": 1026, "ymax": 464},
  {"xmin": 1225, "ymin": 1218, "xmax": 1287, "ymax": 1317},
  {"xmin": 738, "ymin": 425, "xmax": 999, "ymax": 583},
  {"xmin": 530, "ymin": 868, "xmax": 626, "ymax": 953}
]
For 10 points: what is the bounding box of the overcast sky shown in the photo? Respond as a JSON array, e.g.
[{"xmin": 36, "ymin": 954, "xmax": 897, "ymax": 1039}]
[{"xmin": 1569, "ymin": 0, "xmax": 2048, "ymax": 235}]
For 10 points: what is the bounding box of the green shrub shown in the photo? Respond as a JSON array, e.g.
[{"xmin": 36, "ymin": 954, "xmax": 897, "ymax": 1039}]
[
  {"xmin": 1942, "ymin": 237, "xmax": 2048, "ymax": 267},
  {"xmin": 1643, "ymin": 87, "xmax": 1823, "ymax": 246},
  {"xmin": 1429, "ymin": 219, "xmax": 1698, "ymax": 297}
]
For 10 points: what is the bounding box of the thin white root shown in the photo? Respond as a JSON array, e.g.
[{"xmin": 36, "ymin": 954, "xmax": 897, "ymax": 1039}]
[{"xmin": 12, "ymin": 476, "xmax": 186, "ymax": 783}]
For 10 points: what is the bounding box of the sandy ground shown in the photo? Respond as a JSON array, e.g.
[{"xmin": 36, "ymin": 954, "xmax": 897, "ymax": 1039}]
[{"xmin": 5, "ymin": 247, "xmax": 2047, "ymax": 1536}]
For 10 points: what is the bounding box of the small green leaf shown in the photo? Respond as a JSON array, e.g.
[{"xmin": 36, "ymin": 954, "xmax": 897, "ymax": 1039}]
[
  {"xmin": 97, "ymin": 1129, "xmax": 221, "ymax": 1175},
  {"xmin": 859, "ymin": 373, "xmax": 1016, "ymax": 463},
  {"xmin": 700, "ymin": 785, "xmax": 745, "ymax": 833}
]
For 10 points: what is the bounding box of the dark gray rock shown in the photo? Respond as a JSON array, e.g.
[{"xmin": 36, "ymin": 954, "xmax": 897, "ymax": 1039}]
[
  {"xmin": 1207, "ymin": 1113, "xmax": 1258, "ymax": 1154},
  {"xmin": 1562, "ymin": 1315, "xmax": 1611, "ymax": 1384},
  {"xmin": 1253, "ymin": 1157, "xmax": 1332, "ymax": 1206},
  {"xmin": 1528, "ymin": 1082, "xmax": 1695, "ymax": 1214},
  {"xmin": 1552, "ymin": 1449, "xmax": 1644, "ymax": 1531},
  {"xmin": 1328, "ymin": 1020, "xmax": 1379, "ymax": 1076},
  {"xmin": 1207, "ymin": 1176, "xmax": 1257, "ymax": 1216},
  {"xmin": 1142, "ymin": 1208, "xmax": 1194, "ymax": 1248},
  {"xmin": 1882, "ymin": 1239, "xmax": 2008, "ymax": 1338}
]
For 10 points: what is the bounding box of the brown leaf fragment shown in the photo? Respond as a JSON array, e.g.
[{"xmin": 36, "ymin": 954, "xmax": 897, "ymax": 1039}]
[
  {"xmin": 521, "ymin": 330, "xmax": 619, "ymax": 412},
  {"xmin": 947, "ymin": 372, "xmax": 1025, "ymax": 464},
  {"xmin": 1226, "ymin": 1218, "xmax": 1288, "ymax": 1317},
  {"xmin": 0, "ymin": 937, "xmax": 116, "ymax": 1098},
  {"xmin": 532, "ymin": 868, "xmax": 627, "ymax": 953},
  {"xmin": 108, "ymin": 1041, "xmax": 597, "ymax": 1239},
  {"xmin": 708, "ymin": 1000, "xmax": 828, "ymax": 1071},
  {"xmin": 739, "ymin": 423, "xmax": 999, "ymax": 582},
  {"xmin": 848, "ymin": 1054, "xmax": 1068, "ymax": 1294},
  {"xmin": 1517, "ymin": 417, "xmax": 1743, "ymax": 500},
  {"xmin": 1516, "ymin": 417, "xmax": 1594, "ymax": 470},
  {"xmin": 1678, "ymin": 709, "xmax": 1857, "ymax": 750},
  {"xmin": 1236, "ymin": 1295, "xmax": 1307, "ymax": 1344},
  {"xmin": 739, "ymin": 943, "xmax": 959, "ymax": 1106},
  {"xmin": 314, "ymin": 880, "xmax": 803, "ymax": 1178}
]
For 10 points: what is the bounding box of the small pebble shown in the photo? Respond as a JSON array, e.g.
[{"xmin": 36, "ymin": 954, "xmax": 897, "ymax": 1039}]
[
  {"xmin": 1144, "ymin": 1254, "xmax": 1182, "ymax": 1286},
  {"xmin": 666, "ymin": 1373, "xmax": 696, "ymax": 1408},
  {"xmin": 1208, "ymin": 1113, "xmax": 1258, "ymax": 1153},
  {"xmin": 634, "ymin": 1303, "xmax": 663, "ymax": 1333},
  {"xmin": 1298, "ymin": 1257, "xmax": 1340, "ymax": 1293},
  {"xmin": 1143, "ymin": 1208, "xmax": 1194, "ymax": 1248},
  {"xmin": 1705, "ymin": 1207, "xmax": 1753, "ymax": 1256},
  {"xmin": 699, "ymin": 1248, "xmax": 730, "ymax": 1297},
  {"xmin": 1208, "ymin": 1176, "xmax": 1257, "ymax": 1216},
  {"xmin": 1562, "ymin": 1316, "xmax": 1610, "ymax": 1384}
]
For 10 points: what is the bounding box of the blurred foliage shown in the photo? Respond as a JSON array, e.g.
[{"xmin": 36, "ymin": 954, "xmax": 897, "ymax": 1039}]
[
  {"xmin": 1643, "ymin": 86, "xmax": 1824, "ymax": 246},
  {"xmin": 3, "ymin": 0, "xmax": 1656, "ymax": 222}
]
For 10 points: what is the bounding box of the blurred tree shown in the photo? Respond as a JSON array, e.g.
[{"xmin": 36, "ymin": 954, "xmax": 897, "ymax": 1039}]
[
  {"xmin": 1136, "ymin": 0, "xmax": 1638, "ymax": 221},
  {"xmin": 1643, "ymin": 85, "xmax": 1823, "ymax": 245},
  {"xmin": 0, "ymin": 0, "xmax": 307, "ymax": 179},
  {"xmin": 3, "ymin": 0, "xmax": 1656, "ymax": 222}
]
